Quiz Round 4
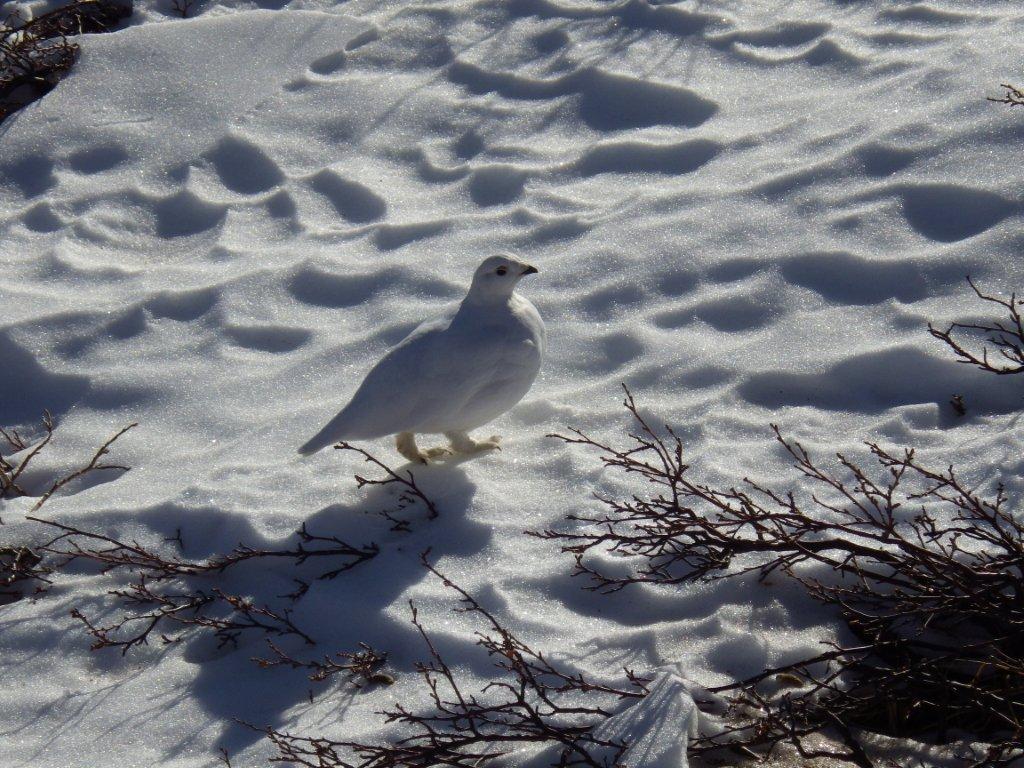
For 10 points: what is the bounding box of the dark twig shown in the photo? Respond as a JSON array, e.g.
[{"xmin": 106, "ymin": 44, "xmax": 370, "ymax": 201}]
[
  {"xmin": 30, "ymin": 422, "xmax": 137, "ymax": 512},
  {"xmin": 71, "ymin": 581, "xmax": 315, "ymax": 654},
  {"xmin": 28, "ymin": 517, "xmax": 378, "ymax": 582},
  {"xmin": 17, "ymin": 443, "xmax": 439, "ymax": 656},
  {"xmin": 0, "ymin": 545, "xmax": 50, "ymax": 602},
  {"xmin": 988, "ymin": 83, "xmax": 1024, "ymax": 108},
  {"xmin": 2, "ymin": 413, "xmax": 134, "ymax": 521},
  {"xmin": 336, "ymin": 441, "xmax": 439, "ymax": 523},
  {"xmin": 254, "ymin": 640, "xmax": 392, "ymax": 686},
  {"xmin": 170, "ymin": 0, "xmax": 195, "ymax": 17},
  {"xmin": 0, "ymin": 411, "xmax": 54, "ymax": 500},
  {"xmin": 31, "ymin": 517, "xmax": 376, "ymax": 653}
]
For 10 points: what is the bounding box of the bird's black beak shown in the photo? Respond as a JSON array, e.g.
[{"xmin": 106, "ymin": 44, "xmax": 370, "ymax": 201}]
[{"xmin": 521, "ymin": 265, "xmax": 539, "ymax": 275}]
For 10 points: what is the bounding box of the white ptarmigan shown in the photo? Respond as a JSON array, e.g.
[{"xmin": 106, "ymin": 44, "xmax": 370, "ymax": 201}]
[{"xmin": 298, "ymin": 255, "xmax": 545, "ymax": 463}]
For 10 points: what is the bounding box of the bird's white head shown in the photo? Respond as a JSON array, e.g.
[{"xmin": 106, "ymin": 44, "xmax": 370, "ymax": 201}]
[{"xmin": 466, "ymin": 254, "xmax": 539, "ymax": 302}]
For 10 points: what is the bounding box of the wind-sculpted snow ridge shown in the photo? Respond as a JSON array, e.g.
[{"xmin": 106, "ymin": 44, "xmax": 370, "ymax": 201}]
[{"xmin": 1, "ymin": 0, "xmax": 1023, "ymax": 765}]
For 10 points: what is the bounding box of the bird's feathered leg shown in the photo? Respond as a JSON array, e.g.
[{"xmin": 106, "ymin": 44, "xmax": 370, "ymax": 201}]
[
  {"xmin": 395, "ymin": 432, "xmax": 451, "ymax": 464},
  {"xmin": 396, "ymin": 432, "xmax": 429, "ymax": 464},
  {"xmin": 445, "ymin": 431, "xmax": 501, "ymax": 455}
]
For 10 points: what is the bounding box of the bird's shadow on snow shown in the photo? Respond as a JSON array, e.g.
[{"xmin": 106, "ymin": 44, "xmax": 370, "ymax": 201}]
[
  {"xmin": 179, "ymin": 460, "xmax": 487, "ymax": 758},
  {"xmin": 0, "ymin": 455, "xmax": 487, "ymax": 764}
]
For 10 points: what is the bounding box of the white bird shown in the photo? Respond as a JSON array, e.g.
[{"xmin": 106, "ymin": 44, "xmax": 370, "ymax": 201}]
[{"xmin": 299, "ymin": 254, "xmax": 545, "ymax": 464}]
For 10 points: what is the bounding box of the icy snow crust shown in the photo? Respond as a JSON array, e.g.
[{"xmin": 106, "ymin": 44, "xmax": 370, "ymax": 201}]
[{"xmin": 1, "ymin": 0, "xmax": 1023, "ymax": 765}]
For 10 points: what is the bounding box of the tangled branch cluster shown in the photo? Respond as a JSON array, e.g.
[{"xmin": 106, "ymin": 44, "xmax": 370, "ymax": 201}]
[
  {"xmin": 32, "ymin": 516, "xmax": 379, "ymax": 653},
  {"xmin": 1, "ymin": 0, "xmax": 129, "ymax": 123},
  {"xmin": 263, "ymin": 555, "xmax": 648, "ymax": 768},
  {"xmin": 929, "ymin": 277, "xmax": 1024, "ymax": 375},
  {"xmin": 2, "ymin": 415, "xmax": 442, "ymax": 657},
  {"xmin": 534, "ymin": 389, "xmax": 1024, "ymax": 767},
  {"xmin": 0, "ymin": 545, "xmax": 47, "ymax": 604},
  {"xmin": 16, "ymin": 432, "xmax": 444, "ymax": 659},
  {"xmin": 255, "ymin": 640, "xmax": 393, "ymax": 687}
]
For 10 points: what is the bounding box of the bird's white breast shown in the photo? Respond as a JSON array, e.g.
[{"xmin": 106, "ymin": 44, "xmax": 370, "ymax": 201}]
[
  {"xmin": 494, "ymin": 295, "xmax": 545, "ymax": 375},
  {"xmin": 411, "ymin": 293, "xmax": 544, "ymax": 433}
]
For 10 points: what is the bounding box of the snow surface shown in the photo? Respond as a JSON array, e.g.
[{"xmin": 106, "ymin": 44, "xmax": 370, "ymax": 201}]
[{"xmin": 1, "ymin": 0, "xmax": 1023, "ymax": 765}]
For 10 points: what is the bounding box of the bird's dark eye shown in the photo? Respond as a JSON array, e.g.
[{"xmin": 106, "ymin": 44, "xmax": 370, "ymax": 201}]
[{"xmin": 496, "ymin": 267, "xmax": 508, "ymax": 276}]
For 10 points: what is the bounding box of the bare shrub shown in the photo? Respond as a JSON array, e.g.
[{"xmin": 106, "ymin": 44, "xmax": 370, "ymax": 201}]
[
  {"xmin": 929, "ymin": 277, "xmax": 1024, "ymax": 375},
  {"xmin": 533, "ymin": 388, "xmax": 1024, "ymax": 767},
  {"xmin": 261, "ymin": 554, "xmax": 649, "ymax": 768}
]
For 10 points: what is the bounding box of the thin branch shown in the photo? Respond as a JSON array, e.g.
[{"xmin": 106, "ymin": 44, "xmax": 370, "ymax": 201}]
[
  {"xmin": 30, "ymin": 422, "xmax": 136, "ymax": 511},
  {"xmin": 336, "ymin": 441, "xmax": 439, "ymax": 522},
  {"xmin": 928, "ymin": 277, "xmax": 1024, "ymax": 375},
  {"xmin": 988, "ymin": 83, "xmax": 1024, "ymax": 108},
  {"xmin": 254, "ymin": 640, "xmax": 393, "ymax": 686}
]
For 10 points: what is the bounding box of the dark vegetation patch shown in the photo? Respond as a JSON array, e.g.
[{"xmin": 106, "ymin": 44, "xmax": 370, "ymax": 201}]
[{"xmin": 0, "ymin": 0, "xmax": 129, "ymax": 125}]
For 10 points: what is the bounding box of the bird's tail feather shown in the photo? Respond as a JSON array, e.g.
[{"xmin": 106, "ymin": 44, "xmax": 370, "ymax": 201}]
[
  {"xmin": 298, "ymin": 410, "xmax": 355, "ymax": 456},
  {"xmin": 297, "ymin": 434, "xmax": 332, "ymax": 456}
]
